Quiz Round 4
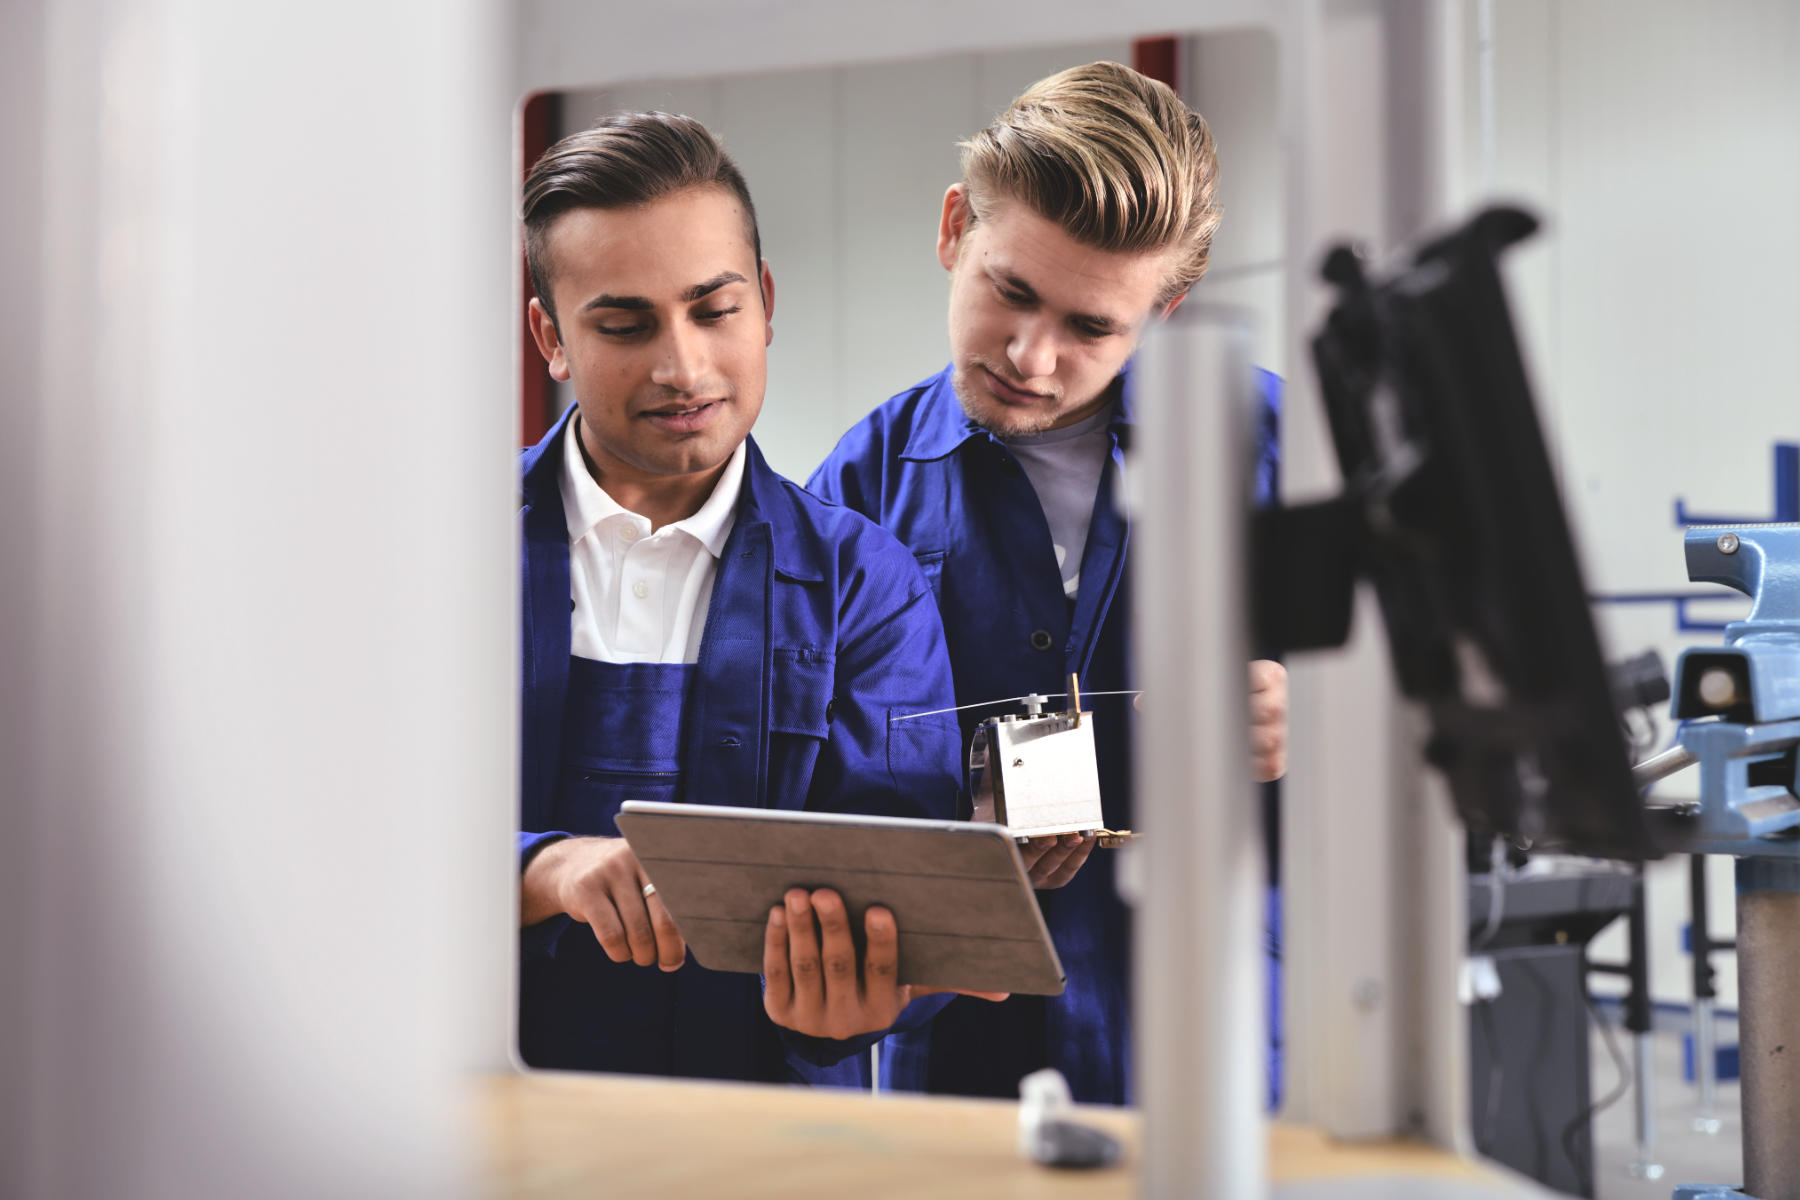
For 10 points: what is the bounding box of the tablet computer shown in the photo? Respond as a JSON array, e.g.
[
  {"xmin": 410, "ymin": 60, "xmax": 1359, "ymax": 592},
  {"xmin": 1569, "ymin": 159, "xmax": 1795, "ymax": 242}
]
[{"xmin": 614, "ymin": 802, "xmax": 1066, "ymax": 996}]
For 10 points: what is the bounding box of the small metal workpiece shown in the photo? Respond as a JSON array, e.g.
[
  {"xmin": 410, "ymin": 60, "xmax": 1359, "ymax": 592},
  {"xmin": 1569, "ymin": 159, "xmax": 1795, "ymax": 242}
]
[{"xmin": 969, "ymin": 674, "xmax": 1107, "ymax": 842}]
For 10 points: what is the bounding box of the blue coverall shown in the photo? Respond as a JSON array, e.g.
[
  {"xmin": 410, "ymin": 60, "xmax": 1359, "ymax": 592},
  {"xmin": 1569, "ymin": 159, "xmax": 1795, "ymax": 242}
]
[
  {"xmin": 517, "ymin": 405, "xmax": 962, "ymax": 1084},
  {"xmin": 809, "ymin": 364, "xmax": 1281, "ymax": 1105}
]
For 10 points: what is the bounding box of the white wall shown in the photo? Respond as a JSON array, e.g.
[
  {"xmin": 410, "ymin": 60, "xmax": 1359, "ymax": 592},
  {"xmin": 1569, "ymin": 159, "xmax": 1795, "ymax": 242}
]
[
  {"xmin": 1469, "ymin": 0, "xmax": 1800, "ymax": 1010},
  {"xmin": 1186, "ymin": 29, "xmax": 1288, "ymax": 377},
  {"xmin": 516, "ymin": 0, "xmax": 1272, "ymax": 95}
]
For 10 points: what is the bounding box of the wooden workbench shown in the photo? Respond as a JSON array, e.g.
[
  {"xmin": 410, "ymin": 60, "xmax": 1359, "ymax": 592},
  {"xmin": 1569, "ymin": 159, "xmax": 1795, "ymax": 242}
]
[{"xmin": 482, "ymin": 1071, "xmax": 1542, "ymax": 1198}]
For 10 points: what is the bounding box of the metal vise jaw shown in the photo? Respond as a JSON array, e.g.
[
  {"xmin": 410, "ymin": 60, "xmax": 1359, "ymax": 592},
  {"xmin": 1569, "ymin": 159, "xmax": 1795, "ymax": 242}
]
[
  {"xmin": 968, "ymin": 675, "xmax": 1109, "ymax": 841},
  {"xmin": 1671, "ymin": 523, "xmax": 1800, "ymax": 844}
]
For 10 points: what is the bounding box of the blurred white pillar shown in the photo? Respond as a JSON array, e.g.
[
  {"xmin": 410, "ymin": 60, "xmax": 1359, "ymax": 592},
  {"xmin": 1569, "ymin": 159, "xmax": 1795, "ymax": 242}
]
[
  {"xmin": 1278, "ymin": 0, "xmax": 1472, "ymax": 1147},
  {"xmin": 1134, "ymin": 310, "xmax": 1265, "ymax": 1197},
  {"xmin": 4, "ymin": 2, "xmax": 515, "ymax": 1196},
  {"xmin": 1, "ymin": 0, "xmax": 50, "ymax": 1193}
]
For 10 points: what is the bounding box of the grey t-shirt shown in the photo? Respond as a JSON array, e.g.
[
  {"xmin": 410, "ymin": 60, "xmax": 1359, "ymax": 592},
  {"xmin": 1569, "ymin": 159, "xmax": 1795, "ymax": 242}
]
[{"xmin": 1001, "ymin": 403, "xmax": 1114, "ymax": 599}]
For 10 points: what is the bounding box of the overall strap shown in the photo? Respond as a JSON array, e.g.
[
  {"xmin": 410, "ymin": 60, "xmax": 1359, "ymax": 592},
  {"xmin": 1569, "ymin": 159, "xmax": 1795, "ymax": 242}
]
[
  {"xmin": 682, "ymin": 520, "xmax": 773, "ymax": 807},
  {"xmin": 520, "ymin": 494, "xmax": 574, "ymax": 830}
]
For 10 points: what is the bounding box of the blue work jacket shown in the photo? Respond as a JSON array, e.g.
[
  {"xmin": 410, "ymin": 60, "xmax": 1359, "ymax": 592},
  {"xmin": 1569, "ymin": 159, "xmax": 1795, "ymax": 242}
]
[
  {"xmin": 809, "ymin": 364, "xmax": 1280, "ymax": 1105},
  {"xmin": 517, "ymin": 404, "xmax": 963, "ymax": 1083}
]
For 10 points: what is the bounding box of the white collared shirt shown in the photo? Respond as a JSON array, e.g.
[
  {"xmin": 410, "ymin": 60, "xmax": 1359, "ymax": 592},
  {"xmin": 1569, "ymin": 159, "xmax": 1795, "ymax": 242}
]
[{"xmin": 559, "ymin": 417, "xmax": 745, "ymax": 664}]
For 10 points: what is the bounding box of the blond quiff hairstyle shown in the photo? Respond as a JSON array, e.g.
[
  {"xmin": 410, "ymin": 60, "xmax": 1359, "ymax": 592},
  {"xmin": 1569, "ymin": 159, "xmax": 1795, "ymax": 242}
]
[{"xmin": 959, "ymin": 61, "xmax": 1221, "ymax": 304}]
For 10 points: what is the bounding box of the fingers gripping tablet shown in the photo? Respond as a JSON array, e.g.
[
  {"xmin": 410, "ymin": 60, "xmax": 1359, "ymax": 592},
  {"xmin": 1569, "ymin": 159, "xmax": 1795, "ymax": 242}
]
[{"xmin": 614, "ymin": 803, "xmax": 1066, "ymax": 996}]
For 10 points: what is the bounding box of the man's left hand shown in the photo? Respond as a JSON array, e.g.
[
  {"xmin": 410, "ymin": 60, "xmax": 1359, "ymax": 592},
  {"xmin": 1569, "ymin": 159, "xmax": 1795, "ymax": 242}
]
[
  {"xmin": 1249, "ymin": 659, "xmax": 1288, "ymax": 782},
  {"xmin": 1018, "ymin": 833, "xmax": 1094, "ymax": 889}
]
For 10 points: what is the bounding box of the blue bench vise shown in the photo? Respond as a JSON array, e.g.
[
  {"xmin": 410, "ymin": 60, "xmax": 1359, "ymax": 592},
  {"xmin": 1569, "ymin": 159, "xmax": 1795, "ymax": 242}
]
[
  {"xmin": 1663, "ymin": 524, "xmax": 1800, "ymax": 853},
  {"xmin": 1654, "ymin": 529, "xmax": 1800, "ymax": 1200}
]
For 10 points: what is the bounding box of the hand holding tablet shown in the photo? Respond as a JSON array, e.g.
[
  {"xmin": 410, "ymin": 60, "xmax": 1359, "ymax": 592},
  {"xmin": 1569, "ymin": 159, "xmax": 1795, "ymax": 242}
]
[
  {"xmin": 614, "ymin": 802, "xmax": 1067, "ymax": 997},
  {"xmin": 760, "ymin": 886, "xmax": 1009, "ymax": 1040}
]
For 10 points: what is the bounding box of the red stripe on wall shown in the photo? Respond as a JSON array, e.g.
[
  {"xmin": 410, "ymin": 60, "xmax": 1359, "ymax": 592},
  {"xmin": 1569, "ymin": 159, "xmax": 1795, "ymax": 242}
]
[
  {"xmin": 1131, "ymin": 36, "xmax": 1180, "ymax": 91},
  {"xmin": 519, "ymin": 91, "xmax": 560, "ymax": 448}
]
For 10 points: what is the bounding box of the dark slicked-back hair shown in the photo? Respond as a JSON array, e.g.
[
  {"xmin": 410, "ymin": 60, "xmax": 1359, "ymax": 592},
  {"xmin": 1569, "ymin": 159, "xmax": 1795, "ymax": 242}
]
[{"xmin": 521, "ymin": 111, "xmax": 763, "ymax": 327}]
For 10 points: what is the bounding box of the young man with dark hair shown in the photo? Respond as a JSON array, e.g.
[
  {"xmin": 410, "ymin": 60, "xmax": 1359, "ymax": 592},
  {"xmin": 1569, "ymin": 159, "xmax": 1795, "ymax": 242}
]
[
  {"xmin": 810, "ymin": 62, "xmax": 1289, "ymax": 1105},
  {"xmin": 515, "ymin": 112, "xmax": 980, "ymax": 1084}
]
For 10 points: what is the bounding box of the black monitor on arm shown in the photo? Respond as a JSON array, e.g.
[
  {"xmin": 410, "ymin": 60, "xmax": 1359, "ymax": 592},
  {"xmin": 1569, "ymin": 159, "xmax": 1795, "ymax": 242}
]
[{"xmin": 1256, "ymin": 206, "xmax": 1657, "ymax": 861}]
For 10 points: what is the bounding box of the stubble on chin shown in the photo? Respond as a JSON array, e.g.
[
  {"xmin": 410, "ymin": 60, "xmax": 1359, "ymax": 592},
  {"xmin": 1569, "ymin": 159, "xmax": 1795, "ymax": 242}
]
[{"xmin": 949, "ymin": 362, "xmax": 1063, "ymax": 438}]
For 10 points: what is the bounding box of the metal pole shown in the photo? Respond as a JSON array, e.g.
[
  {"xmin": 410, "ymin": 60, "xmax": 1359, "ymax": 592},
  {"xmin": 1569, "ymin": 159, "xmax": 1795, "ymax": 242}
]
[
  {"xmin": 1625, "ymin": 866, "xmax": 1664, "ymax": 1181},
  {"xmin": 1133, "ymin": 308, "xmax": 1264, "ymax": 1199},
  {"xmin": 1690, "ymin": 854, "xmax": 1721, "ymax": 1134},
  {"xmin": 1633, "ymin": 744, "xmax": 1698, "ymax": 788},
  {"xmin": 1736, "ymin": 858, "xmax": 1800, "ymax": 1200},
  {"xmin": 1692, "ymin": 996, "xmax": 1719, "ymax": 1132},
  {"xmin": 1630, "ymin": 1035, "xmax": 1661, "ymax": 1181}
]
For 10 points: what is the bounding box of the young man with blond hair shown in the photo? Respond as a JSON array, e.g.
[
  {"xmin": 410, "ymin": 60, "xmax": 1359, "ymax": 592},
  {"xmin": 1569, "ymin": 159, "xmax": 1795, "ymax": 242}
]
[
  {"xmin": 810, "ymin": 61, "xmax": 1288, "ymax": 1104},
  {"xmin": 514, "ymin": 112, "xmax": 986, "ymax": 1084}
]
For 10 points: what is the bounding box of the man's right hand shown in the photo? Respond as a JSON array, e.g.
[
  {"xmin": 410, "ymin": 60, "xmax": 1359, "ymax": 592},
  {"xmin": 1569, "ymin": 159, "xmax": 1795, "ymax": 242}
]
[
  {"xmin": 1018, "ymin": 833, "xmax": 1094, "ymax": 889},
  {"xmin": 519, "ymin": 836, "xmax": 686, "ymax": 971},
  {"xmin": 762, "ymin": 888, "xmax": 1007, "ymax": 1040}
]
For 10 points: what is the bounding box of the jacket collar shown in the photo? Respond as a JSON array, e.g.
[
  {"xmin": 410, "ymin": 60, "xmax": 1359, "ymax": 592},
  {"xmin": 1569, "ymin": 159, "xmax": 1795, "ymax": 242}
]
[
  {"xmin": 523, "ymin": 405, "xmax": 818, "ymax": 582},
  {"xmin": 1112, "ymin": 362, "xmax": 1137, "ymax": 430},
  {"xmin": 558, "ymin": 417, "xmax": 745, "ymax": 559},
  {"xmin": 519, "ymin": 403, "xmax": 576, "ymax": 508},
  {"xmin": 898, "ymin": 363, "xmax": 1137, "ymax": 463},
  {"xmin": 734, "ymin": 435, "xmax": 824, "ymax": 582},
  {"xmin": 898, "ymin": 368, "xmax": 987, "ymax": 463}
]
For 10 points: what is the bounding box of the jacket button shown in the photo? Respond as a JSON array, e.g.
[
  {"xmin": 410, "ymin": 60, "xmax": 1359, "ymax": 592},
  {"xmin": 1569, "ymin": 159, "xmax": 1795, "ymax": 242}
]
[
  {"xmin": 1029, "ymin": 629, "xmax": 1054, "ymax": 652},
  {"xmin": 826, "ymin": 698, "xmax": 835, "ymax": 723}
]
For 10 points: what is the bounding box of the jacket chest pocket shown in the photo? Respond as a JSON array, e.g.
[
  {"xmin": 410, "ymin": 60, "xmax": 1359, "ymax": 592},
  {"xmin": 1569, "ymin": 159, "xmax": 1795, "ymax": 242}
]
[
  {"xmin": 911, "ymin": 548, "xmax": 948, "ymax": 604},
  {"xmin": 766, "ymin": 648, "xmax": 834, "ymax": 808}
]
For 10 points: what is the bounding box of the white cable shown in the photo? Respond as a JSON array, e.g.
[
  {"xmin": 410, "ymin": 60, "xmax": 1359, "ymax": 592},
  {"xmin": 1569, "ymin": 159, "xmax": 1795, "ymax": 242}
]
[{"xmin": 888, "ymin": 690, "xmax": 1144, "ymax": 722}]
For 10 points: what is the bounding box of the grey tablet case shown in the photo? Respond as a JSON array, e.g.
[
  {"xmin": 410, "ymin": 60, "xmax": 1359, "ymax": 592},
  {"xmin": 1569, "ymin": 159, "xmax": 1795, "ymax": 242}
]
[{"xmin": 614, "ymin": 802, "xmax": 1066, "ymax": 996}]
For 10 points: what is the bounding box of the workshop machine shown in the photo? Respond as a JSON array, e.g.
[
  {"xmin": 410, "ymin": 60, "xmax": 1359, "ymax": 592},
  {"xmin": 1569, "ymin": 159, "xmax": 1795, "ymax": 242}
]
[
  {"xmin": 1635, "ymin": 523, "xmax": 1800, "ymax": 1200},
  {"xmin": 1249, "ymin": 203, "xmax": 1800, "ymax": 1198}
]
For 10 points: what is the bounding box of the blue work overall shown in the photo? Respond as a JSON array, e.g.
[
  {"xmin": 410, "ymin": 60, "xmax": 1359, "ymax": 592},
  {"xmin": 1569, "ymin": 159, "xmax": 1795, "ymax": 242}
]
[
  {"xmin": 516, "ymin": 405, "xmax": 964, "ymax": 1085},
  {"xmin": 517, "ymin": 657, "xmax": 785, "ymax": 1080},
  {"xmin": 810, "ymin": 364, "xmax": 1283, "ymax": 1106}
]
